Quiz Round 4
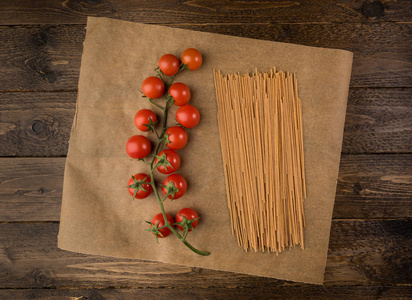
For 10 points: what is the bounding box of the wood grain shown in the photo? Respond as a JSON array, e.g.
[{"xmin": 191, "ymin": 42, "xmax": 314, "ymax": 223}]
[
  {"xmin": 0, "ymin": 92, "xmax": 76, "ymax": 157},
  {"xmin": 0, "ymin": 155, "xmax": 410, "ymax": 222},
  {"xmin": 0, "ymin": 25, "xmax": 83, "ymax": 91},
  {"xmin": 0, "ymin": 221, "xmax": 410, "ymax": 288},
  {"xmin": 0, "ymin": 0, "xmax": 411, "ymax": 25},
  {"xmin": 335, "ymin": 154, "xmax": 412, "ymax": 219},
  {"xmin": 0, "ymin": 23, "xmax": 411, "ymax": 91},
  {"xmin": 0, "ymin": 286, "xmax": 411, "ymax": 300},
  {"xmin": 343, "ymin": 88, "xmax": 412, "ymax": 153},
  {"xmin": 0, "ymin": 89, "xmax": 410, "ymax": 157},
  {"xmin": 0, "ymin": 158, "xmax": 64, "ymax": 222}
]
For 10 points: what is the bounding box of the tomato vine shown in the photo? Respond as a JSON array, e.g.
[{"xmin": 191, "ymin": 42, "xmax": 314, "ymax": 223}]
[{"xmin": 127, "ymin": 50, "xmax": 209, "ymax": 256}]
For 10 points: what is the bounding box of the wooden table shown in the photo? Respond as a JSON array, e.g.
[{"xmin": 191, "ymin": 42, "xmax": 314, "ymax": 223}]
[{"xmin": 0, "ymin": 1, "xmax": 411, "ymax": 299}]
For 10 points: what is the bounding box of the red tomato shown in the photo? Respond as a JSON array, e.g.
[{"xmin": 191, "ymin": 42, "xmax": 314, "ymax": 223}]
[
  {"xmin": 161, "ymin": 174, "xmax": 187, "ymax": 200},
  {"xmin": 168, "ymin": 82, "xmax": 190, "ymax": 106},
  {"xmin": 181, "ymin": 48, "xmax": 202, "ymax": 71},
  {"xmin": 176, "ymin": 105, "xmax": 200, "ymax": 128},
  {"xmin": 127, "ymin": 173, "xmax": 153, "ymax": 199},
  {"xmin": 154, "ymin": 149, "xmax": 181, "ymax": 174},
  {"xmin": 126, "ymin": 135, "xmax": 151, "ymax": 159},
  {"xmin": 142, "ymin": 76, "xmax": 165, "ymax": 99},
  {"xmin": 158, "ymin": 54, "xmax": 180, "ymax": 76},
  {"xmin": 134, "ymin": 109, "xmax": 157, "ymax": 131},
  {"xmin": 151, "ymin": 213, "xmax": 175, "ymax": 238},
  {"xmin": 165, "ymin": 126, "xmax": 188, "ymax": 150},
  {"xmin": 175, "ymin": 208, "xmax": 199, "ymax": 231}
]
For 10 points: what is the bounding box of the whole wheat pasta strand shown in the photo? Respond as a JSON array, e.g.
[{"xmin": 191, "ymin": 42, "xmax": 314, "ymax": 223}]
[{"xmin": 213, "ymin": 68, "xmax": 306, "ymax": 253}]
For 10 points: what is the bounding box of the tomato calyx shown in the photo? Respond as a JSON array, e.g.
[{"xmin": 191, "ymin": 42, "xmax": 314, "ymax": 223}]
[
  {"xmin": 160, "ymin": 181, "xmax": 180, "ymax": 201},
  {"xmin": 180, "ymin": 63, "xmax": 190, "ymax": 71},
  {"xmin": 161, "ymin": 132, "xmax": 171, "ymax": 145},
  {"xmin": 153, "ymin": 152, "xmax": 173, "ymax": 171},
  {"xmin": 174, "ymin": 216, "xmax": 200, "ymax": 240},
  {"xmin": 126, "ymin": 175, "xmax": 149, "ymax": 200},
  {"xmin": 142, "ymin": 116, "xmax": 158, "ymax": 133},
  {"xmin": 145, "ymin": 220, "xmax": 166, "ymax": 243},
  {"xmin": 165, "ymin": 94, "xmax": 175, "ymax": 104}
]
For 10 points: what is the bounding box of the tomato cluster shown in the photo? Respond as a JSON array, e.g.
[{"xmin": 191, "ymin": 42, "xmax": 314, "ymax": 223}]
[
  {"xmin": 127, "ymin": 49, "xmax": 203, "ymax": 160},
  {"xmin": 150, "ymin": 208, "xmax": 199, "ymax": 238},
  {"xmin": 125, "ymin": 48, "xmax": 206, "ymax": 249}
]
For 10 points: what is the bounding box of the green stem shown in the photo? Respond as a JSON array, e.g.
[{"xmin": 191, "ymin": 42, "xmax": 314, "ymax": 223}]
[
  {"xmin": 167, "ymin": 75, "xmax": 176, "ymax": 87},
  {"xmin": 150, "ymin": 100, "xmax": 171, "ymax": 167},
  {"xmin": 154, "ymin": 130, "xmax": 161, "ymax": 139},
  {"xmin": 139, "ymin": 158, "xmax": 151, "ymax": 166},
  {"xmin": 149, "ymin": 98, "xmax": 164, "ymax": 110}
]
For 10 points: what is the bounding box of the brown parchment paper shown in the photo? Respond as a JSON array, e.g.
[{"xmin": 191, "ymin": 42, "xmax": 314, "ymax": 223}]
[{"xmin": 58, "ymin": 17, "xmax": 353, "ymax": 285}]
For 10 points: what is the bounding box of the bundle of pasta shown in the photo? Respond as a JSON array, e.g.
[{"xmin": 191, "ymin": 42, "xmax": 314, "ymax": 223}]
[{"xmin": 213, "ymin": 68, "xmax": 306, "ymax": 253}]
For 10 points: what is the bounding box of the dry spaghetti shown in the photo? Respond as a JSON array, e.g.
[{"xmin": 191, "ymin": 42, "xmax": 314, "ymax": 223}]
[{"xmin": 213, "ymin": 68, "xmax": 306, "ymax": 253}]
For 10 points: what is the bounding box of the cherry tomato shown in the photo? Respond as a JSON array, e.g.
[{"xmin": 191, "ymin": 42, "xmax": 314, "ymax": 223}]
[
  {"xmin": 161, "ymin": 174, "xmax": 187, "ymax": 200},
  {"xmin": 134, "ymin": 109, "xmax": 157, "ymax": 131},
  {"xmin": 127, "ymin": 173, "xmax": 153, "ymax": 199},
  {"xmin": 158, "ymin": 54, "xmax": 180, "ymax": 76},
  {"xmin": 175, "ymin": 208, "xmax": 199, "ymax": 231},
  {"xmin": 165, "ymin": 126, "xmax": 188, "ymax": 150},
  {"xmin": 151, "ymin": 213, "xmax": 175, "ymax": 238},
  {"xmin": 154, "ymin": 149, "xmax": 180, "ymax": 174},
  {"xmin": 181, "ymin": 48, "xmax": 202, "ymax": 71},
  {"xmin": 168, "ymin": 82, "xmax": 190, "ymax": 106},
  {"xmin": 176, "ymin": 105, "xmax": 200, "ymax": 128},
  {"xmin": 142, "ymin": 76, "xmax": 165, "ymax": 99},
  {"xmin": 126, "ymin": 135, "xmax": 151, "ymax": 159}
]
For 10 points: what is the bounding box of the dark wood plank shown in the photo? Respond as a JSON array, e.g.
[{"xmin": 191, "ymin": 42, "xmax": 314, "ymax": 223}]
[
  {"xmin": 334, "ymin": 154, "xmax": 412, "ymax": 219},
  {"xmin": 0, "ymin": 25, "xmax": 83, "ymax": 91},
  {"xmin": 0, "ymin": 0, "xmax": 411, "ymax": 25},
  {"xmin": 0, "ymin": 155, "xmax": 411, "ymax": 221},
  {"xmin": 0, "ymin": 286, "xmax": 410, "ymax": 300},
  {"xmin": 0, "ymin": 92, "xmax": 76, "ymax": 157},
  {"xmin": 0, "ymin": 158, "xmax": 64, "ymax": 222},
  {"xmin": 0, "ymin": 23, "xmax": 410, "ymax": 91},
  {"xmin": 343, "ymin": 88, "xmax": 412, "ymax": 153},
  {"xmin": 0, "ymin": 89, "xmax": 410, "ymax": 157},
  {"xmin": 0, "ymin": 220, "xmax": 410, "ymax": 288}
]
